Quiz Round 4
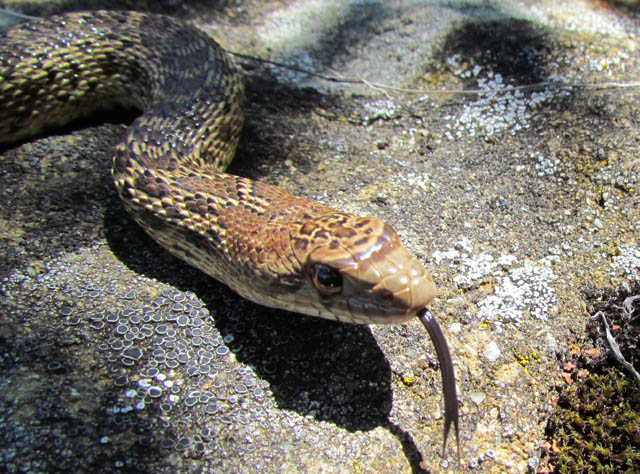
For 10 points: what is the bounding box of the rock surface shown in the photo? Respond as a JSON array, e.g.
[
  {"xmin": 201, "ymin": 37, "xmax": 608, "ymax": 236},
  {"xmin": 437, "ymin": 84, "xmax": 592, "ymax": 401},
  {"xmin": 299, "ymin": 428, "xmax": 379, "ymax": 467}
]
[{"xmin": 1, "ymin": 1, "xmax": 639, "ymax": 472}]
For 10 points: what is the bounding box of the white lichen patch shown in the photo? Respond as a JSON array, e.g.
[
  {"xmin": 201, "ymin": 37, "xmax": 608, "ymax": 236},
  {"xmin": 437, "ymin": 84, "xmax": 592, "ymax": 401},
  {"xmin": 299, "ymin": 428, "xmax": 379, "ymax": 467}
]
[
  {"xmin": 363, "ymin": 99, "xmax": 398, "ymax": 123},
  {"xmin": 432, "ymin": 237, "xmax": 518, "ymax": 288},
  {"xmin": 476, "ymin": 258, "xmax": 558, "ymax": 324},
  {"xmin": 533, "ymin": 152, "xmax": 560, "ymax": 177},
  {"xmin": 432, "ymin": 238, "xmax": 558, "ymax": 324},
  {"xmin": 443, "ymin": 58, "xmax": 570, "ymax": 140},
  {"xmin": 586, "ymin": 51, "xmax": 631, "ymax": 76},
  {"xmin": 611, "ymin": 245, "xmax": 640, "ymax": 280},
  {"xmin": 394, "ymin": 171, "xmax": 430, "ymax": 193}
]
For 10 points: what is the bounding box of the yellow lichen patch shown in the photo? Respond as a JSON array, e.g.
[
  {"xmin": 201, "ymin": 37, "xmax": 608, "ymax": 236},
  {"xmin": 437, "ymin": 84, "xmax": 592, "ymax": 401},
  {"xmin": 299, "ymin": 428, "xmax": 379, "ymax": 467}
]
[
  {"xmin": 513, "ymin": 350, "xmax": 543, "ymax": 377},
  {"xmin": 401, "ymin": 374, "xmax": 418, "ymax": 386}
]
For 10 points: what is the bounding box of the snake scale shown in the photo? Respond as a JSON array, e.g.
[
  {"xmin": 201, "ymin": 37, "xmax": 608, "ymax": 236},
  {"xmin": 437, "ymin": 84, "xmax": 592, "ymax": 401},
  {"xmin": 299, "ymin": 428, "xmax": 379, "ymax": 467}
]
[{"xmin": 0, "ymin": 10, "xmax": 459, "ymax": 456}]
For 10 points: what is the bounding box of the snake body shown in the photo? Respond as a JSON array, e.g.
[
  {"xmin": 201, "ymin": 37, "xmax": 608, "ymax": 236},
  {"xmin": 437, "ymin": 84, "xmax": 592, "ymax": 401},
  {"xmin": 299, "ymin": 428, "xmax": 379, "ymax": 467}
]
[{"xmin": 0, "ymin": 10, "xmax": 457, "ymax": 454}]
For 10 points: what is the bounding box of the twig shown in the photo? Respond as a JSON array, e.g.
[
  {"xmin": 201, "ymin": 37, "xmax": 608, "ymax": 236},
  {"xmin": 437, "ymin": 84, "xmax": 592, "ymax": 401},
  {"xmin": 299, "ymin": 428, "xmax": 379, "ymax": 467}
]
[
  {"xmin": 229, "ymin": 50, "xmax": 640, "ymax": 96},
  {"xmin": 622, "ymin": 295, "xmax": 640, "ymax": 320},
  {"xmin": 596, "ymin": 310, "xmax": 640, "ymax": 387}
]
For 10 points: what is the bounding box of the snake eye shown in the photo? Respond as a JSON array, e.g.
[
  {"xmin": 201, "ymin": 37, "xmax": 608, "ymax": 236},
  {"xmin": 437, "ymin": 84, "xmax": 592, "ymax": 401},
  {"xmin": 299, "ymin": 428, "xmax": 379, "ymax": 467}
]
[{"xmin": 311, "ymin": 263, "xmax": 343, "ymax": 296}]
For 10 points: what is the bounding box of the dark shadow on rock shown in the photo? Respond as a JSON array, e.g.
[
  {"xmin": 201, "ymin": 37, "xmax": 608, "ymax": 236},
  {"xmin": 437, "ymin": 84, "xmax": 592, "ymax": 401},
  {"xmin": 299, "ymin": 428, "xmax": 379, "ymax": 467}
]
[
  {"xmin": 433, "ymin": 18, "xmax": 553, "ymax": 86},
  {"xmin": 229, "ymin": 74, "xmax": 333, "ymax": 180},
  {"xmin": 0, "ymin": 315, "xmax": 165, "ymax": 473},
  {"xmin": 386, "ymin": 420, "xmax": 433, "ymax": 474},
  {"xmin": 104, "ymin": 205, "xmax": 394, "ymax": 433},
  {"xmin": 603, "ymin": 1, "xmax": 640, "ymax": 18},
  {"xmin": 290, "ymin": 1, "xmax": 394, "ymax": 71}
]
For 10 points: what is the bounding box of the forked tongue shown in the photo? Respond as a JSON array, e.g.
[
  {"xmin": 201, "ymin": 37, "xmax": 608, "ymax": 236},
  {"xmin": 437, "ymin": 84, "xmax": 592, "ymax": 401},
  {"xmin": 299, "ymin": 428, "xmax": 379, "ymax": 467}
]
[{"xmin": 418, "ymin": 308, "xmax": 460, "ymax": 460}]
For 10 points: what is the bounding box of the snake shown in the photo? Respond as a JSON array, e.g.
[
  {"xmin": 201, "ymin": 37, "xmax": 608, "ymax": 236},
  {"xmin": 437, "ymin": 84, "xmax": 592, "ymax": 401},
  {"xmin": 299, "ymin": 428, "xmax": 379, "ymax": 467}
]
[{"xmin": 0, "ymin": 10, "xmax": 459, "ymax": 456}]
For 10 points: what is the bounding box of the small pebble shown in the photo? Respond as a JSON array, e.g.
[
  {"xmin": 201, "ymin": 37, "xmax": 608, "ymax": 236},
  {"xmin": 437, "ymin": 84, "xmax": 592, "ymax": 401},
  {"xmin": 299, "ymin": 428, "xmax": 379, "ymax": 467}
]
[{"xmin": 484, "ymin": 341, "xmax": 501, "ymax": 362}]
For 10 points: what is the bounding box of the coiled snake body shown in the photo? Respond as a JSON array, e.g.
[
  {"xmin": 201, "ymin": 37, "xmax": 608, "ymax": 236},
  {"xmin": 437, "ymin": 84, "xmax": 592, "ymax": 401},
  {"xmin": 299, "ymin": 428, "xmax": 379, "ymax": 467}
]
[{"xmin": 0, "ymin": 10, "xmax": 458, "ymax": 455}]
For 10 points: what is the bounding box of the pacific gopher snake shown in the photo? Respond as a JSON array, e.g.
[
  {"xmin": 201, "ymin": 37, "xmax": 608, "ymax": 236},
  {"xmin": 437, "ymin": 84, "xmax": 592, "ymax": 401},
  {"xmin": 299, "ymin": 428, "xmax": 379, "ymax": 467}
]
[{"xmin": 0, "ymin": 10, "xmax": 458, "ymax": 456}]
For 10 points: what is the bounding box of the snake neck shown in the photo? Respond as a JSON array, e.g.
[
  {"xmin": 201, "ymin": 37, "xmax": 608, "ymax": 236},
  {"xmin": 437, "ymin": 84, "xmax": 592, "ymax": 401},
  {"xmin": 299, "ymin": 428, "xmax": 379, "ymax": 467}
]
[{"xmin": 116, "ymin": 164, "xmax": 333, "ymax": 299}]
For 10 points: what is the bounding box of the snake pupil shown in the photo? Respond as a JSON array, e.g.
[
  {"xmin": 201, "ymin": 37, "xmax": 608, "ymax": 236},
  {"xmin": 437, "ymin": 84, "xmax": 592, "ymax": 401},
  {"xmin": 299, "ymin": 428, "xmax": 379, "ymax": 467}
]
[{"xmin": 311, "ymin": 264, "xmax": 343, "ymax": 296}]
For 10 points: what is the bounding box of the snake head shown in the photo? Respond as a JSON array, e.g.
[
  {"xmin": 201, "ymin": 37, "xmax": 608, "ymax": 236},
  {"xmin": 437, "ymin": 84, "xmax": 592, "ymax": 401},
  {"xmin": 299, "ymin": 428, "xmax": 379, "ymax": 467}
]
[{"xmin": 288, "ymin": 212, "xmax": 436, "ymax": 324}]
